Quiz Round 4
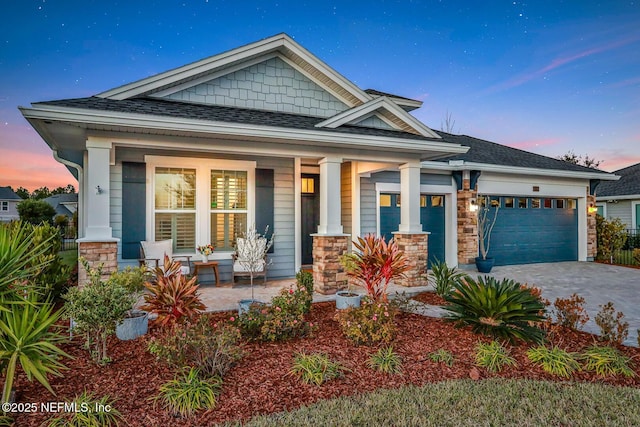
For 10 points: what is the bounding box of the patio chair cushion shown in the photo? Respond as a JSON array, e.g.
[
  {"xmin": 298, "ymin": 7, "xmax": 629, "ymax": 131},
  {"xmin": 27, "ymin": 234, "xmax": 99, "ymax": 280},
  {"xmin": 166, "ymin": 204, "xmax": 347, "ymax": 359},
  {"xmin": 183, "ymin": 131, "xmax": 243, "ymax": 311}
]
[
  {"xmin": 233, "ymin": 237, "xmax": 267, "ymax": 273},
  {"xmin": 140, "ymin": 239, "xmax": 190, "ymax": 275}
]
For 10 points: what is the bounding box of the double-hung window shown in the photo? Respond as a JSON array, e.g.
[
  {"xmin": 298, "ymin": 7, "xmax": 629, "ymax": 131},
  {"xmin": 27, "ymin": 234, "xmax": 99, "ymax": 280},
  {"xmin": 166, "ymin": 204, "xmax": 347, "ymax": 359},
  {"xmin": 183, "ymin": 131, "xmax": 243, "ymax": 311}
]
[
  {"xmin": 147, "ymin": 156, "xmax": 255, "ymax": 256},
  {"xmin": 1, "ymin": 201, "xmax": 7, "ymax": 211}
]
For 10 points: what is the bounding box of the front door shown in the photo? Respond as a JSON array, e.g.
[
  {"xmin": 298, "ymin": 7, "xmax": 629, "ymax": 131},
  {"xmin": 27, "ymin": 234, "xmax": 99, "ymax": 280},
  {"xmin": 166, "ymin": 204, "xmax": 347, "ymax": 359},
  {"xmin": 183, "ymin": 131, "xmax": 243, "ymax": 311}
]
[{"xmin": 301, "ymin": 174, "xmax": 320, "ymax": 265}]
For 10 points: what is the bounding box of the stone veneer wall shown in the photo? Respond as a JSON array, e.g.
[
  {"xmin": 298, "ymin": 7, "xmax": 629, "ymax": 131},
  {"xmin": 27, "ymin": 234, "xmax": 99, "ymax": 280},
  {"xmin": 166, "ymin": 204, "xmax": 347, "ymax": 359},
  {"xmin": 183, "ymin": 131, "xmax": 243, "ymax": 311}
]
[
  {"xmin": 312, "ymin": 235, "xmax": 349, "ymax": 294},
  {"xmin": 587, "ymin": 194, "xmax": 597, "ymax": 259},
  {"xmin": 393, "ymin": 232, "xmax": 429, "ymax": 287},
  {"xmin": 78, "ymin": 241, "xmax": 118, "ymax": 285},
  {"xmin": 457, "ymin": 178, "xmax": 478, "ymax": 265}
]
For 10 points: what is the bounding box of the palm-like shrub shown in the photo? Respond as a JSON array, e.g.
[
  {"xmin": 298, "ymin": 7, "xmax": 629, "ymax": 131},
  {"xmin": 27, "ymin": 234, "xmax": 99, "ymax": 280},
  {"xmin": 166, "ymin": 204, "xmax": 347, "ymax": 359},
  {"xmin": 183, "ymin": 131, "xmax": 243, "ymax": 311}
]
[
  {"xmin": 444, "ymin": 276, "xmax": 546, "ymax": 343},
  {"xmin": 153, "ymin": 367, "xmax": 221, "ymax": 417},
  {"xmin": 526, "ymin": 345, "xmax": 581, "ymax": 378},
  {"xmin": 289, "ymin": 353, "xmax": 347, "ymax": 386},
  {"xmin": 142, "ymin": 256, "xmax": 205, "ymax": 327},
  {"xmin": 347, "ymin": 234, "xmax": 409, "ymax": 302},
  {"xmin": 46, "ymin": 391, "xmax": 123, "ymax": 426},
  {"xmin": 0, "ymin": 292, "xmax": 71, "ymax": 403},
  {"xmin": 428, "ymin": 260, "xmax": 469, "ymax": 298}
]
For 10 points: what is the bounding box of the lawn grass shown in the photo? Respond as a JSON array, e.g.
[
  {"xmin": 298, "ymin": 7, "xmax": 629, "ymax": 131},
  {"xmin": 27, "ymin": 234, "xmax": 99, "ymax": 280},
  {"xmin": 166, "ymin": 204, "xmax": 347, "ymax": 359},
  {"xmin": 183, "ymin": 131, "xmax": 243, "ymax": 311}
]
[
  {"xmin": 227, "ymin": 379, "xmax": 640, "ymax": 427},
  {"xmin": 58, "ymin": 249, "xmax": 78, "ymax": 268}
]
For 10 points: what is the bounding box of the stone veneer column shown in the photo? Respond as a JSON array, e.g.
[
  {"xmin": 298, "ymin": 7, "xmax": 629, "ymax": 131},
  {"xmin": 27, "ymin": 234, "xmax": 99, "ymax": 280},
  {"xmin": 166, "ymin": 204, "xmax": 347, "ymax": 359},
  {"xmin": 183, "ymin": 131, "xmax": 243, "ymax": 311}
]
[
  {"xmin": 392, "ymin": 232, "xmax": 429, "ymax": 287},
  {"xmin": 78, "ymin": 241, "xmax": 118, "ymax": 285},
  {"xmin": 587, "ymin": 194, "xmax": 598, "ymax": 260},
  {"xmin": 312, "ymin": 234, "xmax": 349, "ymax": 294},
  {"xmin": 457, "ymin": 178, "xmax": 478, "ymax": 265}
]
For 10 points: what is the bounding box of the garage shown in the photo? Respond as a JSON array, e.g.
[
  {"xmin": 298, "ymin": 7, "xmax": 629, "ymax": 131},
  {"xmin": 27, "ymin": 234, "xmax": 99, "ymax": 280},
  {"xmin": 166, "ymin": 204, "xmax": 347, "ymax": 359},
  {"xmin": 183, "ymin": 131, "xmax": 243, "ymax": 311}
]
[
  {"xmin": 379, "ymin": 193, "xmax": 445, "ymax": 268},
  {"xmin": 485, "ymin": 196, "xmax": 578, "ymax": 266}
]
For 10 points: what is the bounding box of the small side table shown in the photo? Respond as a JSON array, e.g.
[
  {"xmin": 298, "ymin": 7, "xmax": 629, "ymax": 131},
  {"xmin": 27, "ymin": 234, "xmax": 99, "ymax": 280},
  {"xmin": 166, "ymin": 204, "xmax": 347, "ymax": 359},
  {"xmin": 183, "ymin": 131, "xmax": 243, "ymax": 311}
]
[{"xmin": 193, "ymin": 261, "xmax": 220, "ymax": 286}]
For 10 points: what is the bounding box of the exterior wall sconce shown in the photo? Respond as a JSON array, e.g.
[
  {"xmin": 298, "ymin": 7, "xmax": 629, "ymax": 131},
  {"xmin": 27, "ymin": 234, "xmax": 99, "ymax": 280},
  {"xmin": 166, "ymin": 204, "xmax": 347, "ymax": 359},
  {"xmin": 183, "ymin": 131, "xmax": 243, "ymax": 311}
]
[
  {"xmin": 588, "ymin": 205, "xmax": 598, "ymax": 214},
  {"xmin": 470, "ymin": 198, "xmax": 479, "ymax": 212},
  {"xmin": 95, "ymin": 185, "xmax": 103, "ymax": 195}
]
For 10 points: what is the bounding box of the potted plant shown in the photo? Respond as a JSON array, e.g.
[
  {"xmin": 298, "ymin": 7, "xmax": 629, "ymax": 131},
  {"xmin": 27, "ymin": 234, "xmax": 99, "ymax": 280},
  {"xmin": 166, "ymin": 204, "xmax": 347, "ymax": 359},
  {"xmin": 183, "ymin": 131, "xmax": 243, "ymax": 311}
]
[
  {"xmin": 196, "ymin": 243, "xmax": 215, "ymax": 262},
  {"xmin": 336, "ymin": 253, "xmax": 362, "ymax": 309},
  {"xmin": 233, "ymin": 225, "xmax": 274, "ymax": 314},
  {"xmin": 476, "ymin": 195, "xmax": 500, "ymax": 273},
  {"xmin": 109, "ymin": 266, "xmax": 150, "ymax": 341}
]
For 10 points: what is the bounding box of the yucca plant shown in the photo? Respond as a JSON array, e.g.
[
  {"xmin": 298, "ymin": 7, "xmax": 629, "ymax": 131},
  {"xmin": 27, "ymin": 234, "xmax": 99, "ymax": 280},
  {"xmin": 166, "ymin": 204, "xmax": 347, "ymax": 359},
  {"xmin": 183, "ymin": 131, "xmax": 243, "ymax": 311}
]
[
  {"xmin": 475, "ymin": 340, "xmax": 517, "ymax": 373},
  {"xmin": 444, "ymin": 276, "xmax": 546, "ymax": 343},
  {"xmin": 526, "ymin": 345, "xmax": 581, "ymax": 378},
  {"xmin": 581, "ymin": 346, "xmax": 635, "ymax": 378},
  {"xmin": 142, "ymin": 256, "xmax": 206, "ymax": 327},
  {"xmin": 0, "ymin": 292, "xmax": 71, "ymax": 404},
  {"xmin": 428, "ymin": 260, "xmax": 469, "ymax": 298},
  {"xmin": 46, "ymin": 391, "xmax": 123, "ymax": 427},
  {"xmin": 153, "ymin": 367, "xmax": 221, "ymax": 417},
  {"xmin": 368, "ymin": 346, "xmax": 402, "ymax": 374},
  {"xmin": 347, "ymin": 234, "xmax": 409, "ymax": 302},
  {"xmin": 289, "ymin": 353, "xmax": 347, "ymax": 386}
]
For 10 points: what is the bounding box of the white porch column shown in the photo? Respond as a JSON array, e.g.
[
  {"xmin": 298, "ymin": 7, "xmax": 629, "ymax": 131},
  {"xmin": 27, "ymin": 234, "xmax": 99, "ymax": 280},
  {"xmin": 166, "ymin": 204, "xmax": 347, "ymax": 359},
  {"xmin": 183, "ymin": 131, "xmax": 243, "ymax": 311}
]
[
  {"xmin": 82, "ymin": 139, "xmax": 114, "ymax": 240},
  {"xmin": 317, "ymin": 157, "xmax": 343, "ymax": 235},
  {"xmin": 398, "ymin": 161, "xmax": 422, "ymax": 233}
]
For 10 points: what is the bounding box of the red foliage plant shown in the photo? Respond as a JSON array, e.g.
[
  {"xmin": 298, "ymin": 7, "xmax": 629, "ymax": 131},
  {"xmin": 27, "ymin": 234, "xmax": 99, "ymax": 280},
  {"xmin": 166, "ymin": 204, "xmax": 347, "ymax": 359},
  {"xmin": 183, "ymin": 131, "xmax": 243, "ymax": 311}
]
[
  {"xmin": 142, "ymin": 255, "xmax": 205, "ymax": 327},
  {"xmin": 347, "ymin": 234, "xmax": 409, "ymax": 302}
]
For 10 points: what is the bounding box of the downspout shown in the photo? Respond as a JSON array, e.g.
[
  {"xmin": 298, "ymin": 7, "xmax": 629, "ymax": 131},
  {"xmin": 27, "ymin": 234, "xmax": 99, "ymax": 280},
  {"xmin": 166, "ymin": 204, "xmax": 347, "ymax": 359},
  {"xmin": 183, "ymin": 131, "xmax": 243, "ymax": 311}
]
[{"xmin": 52, "ymin": 150, "xmax": 84, "ymax": 238}]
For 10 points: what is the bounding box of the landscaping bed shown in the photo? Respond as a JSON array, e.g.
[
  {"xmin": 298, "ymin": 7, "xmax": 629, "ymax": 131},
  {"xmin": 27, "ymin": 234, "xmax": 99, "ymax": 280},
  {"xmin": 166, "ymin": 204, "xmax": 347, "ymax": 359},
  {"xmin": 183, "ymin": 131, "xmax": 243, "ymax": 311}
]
[{"xmin": 13, "ymin": 298, "xmax": 640, "ymax": 427}]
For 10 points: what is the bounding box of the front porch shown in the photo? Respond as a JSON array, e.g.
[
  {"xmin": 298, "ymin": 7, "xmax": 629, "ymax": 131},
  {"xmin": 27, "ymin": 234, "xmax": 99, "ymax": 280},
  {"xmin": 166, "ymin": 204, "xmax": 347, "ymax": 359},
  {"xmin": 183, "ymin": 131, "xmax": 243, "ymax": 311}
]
[{"xmin": 197, "ymin": 277, "xmax": 432, "ymax": 312}]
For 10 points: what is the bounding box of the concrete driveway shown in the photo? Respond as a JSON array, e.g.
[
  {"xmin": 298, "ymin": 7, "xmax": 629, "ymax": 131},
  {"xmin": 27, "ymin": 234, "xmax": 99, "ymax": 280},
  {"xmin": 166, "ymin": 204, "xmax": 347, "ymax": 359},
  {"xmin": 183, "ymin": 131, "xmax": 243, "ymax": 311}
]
[{"xmin": 485, "ymin": 262, "xmax": 640, "ymax": 347}]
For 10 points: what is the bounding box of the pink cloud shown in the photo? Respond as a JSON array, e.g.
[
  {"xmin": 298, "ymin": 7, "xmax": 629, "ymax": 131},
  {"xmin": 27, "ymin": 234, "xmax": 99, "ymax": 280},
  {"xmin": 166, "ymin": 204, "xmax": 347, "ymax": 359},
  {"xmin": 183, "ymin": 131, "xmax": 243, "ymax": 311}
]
[
  {"xmin": 506, "ymin": 138, "xmax": 562, "ymax": 150},
  {"xmin": 606, "ymin": 76, "xmax": 640, "ymax": 89}
]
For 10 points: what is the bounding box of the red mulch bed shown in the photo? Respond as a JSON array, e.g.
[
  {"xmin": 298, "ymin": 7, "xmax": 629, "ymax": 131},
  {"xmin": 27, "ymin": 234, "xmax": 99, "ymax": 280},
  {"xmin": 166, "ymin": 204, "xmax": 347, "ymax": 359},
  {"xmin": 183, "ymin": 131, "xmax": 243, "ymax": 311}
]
[{"xmin": 13, "ymin": 297, "xmax": 640, "ymax": 426}]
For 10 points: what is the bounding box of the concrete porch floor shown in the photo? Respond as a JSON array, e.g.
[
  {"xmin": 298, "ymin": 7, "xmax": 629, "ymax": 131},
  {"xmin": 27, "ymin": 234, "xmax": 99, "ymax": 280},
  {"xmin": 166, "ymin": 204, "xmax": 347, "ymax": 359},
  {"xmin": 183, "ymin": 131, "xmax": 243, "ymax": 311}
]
[{"xmin": 198, "ymin": 278, "xmax": 433, "ymax": 312}]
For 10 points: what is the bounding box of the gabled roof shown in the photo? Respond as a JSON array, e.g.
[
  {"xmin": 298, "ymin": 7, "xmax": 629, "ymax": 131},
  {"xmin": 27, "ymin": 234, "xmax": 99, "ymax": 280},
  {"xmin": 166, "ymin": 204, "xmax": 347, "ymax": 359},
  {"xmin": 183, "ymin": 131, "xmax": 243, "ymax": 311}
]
[
  {"xmin": 44, "ymin": 193, "xmax": 77, "ymax": 217},
  {"xmin": 364, "ymin": 89, "xmax": 423, "ymax": 111},
  {"xmin": 0, "ymin": 187, "xmax": 21, "ymax": 200},
  {"xmin": 430, "ymin": 131, "xmax": 616, "ymax": 177},
  {"xmin": 596, "ymin": 162, "xmax": 640, "ymax": 198}
]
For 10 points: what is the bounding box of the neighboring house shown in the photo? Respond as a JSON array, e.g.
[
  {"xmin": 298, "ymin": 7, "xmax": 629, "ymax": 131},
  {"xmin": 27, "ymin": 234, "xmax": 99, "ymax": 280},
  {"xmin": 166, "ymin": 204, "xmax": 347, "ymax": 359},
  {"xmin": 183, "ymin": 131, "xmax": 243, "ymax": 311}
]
[
  {"xmin": 44, "ymin": 193, "xmax": 78, "ymax": 219},
  {"xmin": 0, "ymin": 187, "xmax": 21, "ymax": 222},
  {"xmin": 20, "ymin": 33, "xmax": 617, "ymax": 289},
  {"xmin": 595, "ymin": 162, "xmax": 640, "ymax": 229}
]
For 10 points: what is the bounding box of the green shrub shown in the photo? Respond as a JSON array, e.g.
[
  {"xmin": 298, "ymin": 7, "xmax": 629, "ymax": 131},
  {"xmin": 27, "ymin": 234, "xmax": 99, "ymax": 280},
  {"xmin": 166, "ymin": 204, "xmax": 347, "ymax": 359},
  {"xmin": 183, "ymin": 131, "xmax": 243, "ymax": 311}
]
[
  {"xmin": 64, "ymin": 260, "xmax": 136, "ymax": 365},
  {"xmin": 334, "ymin": 297, "xmax": 398, "ymax": 346},
  {"xmin": 595, "ymin": 302, "xmax": 629, "ymax": 344},
  {"xmin": 444, "ymin": 276, "xmax": 546, "ymax": 344},
  {"xmin": 596, "ymin": 216, "xmax": 628, "ymax": 263},
  {"xmin": 16, "ymin": 199, "xmax": 56, "ymax": 225},
  {"xmin": 429, "ymin": 349, "xmax": 455, "ymax": 367},
  {"xmin": 0, "ymin": 292, "xmax": 71, "ymax": 404},
  {"xmin": 526, "ymin": 345, "xmax": 580, "ymax": 378},
  {"xmin": 149, "ymin": 316, "xmax": 243, "ymax": 378},
  {"xmin": 46, "ymin": 392, "xmax": 122, "ymax": 427},
  {"xmin": 475, "ymin": 341, "xmax": 517, "ymax": 373},
  {"xmin": 428, "ymin": 260, "xmax": 469, "ymax": 298},
  {"xmin": 553, "ymin": 293, "xmax": 589, "ymax": 330},
  {"xmin": 289, "ymin": 353, "xmax": 347, "ymax": 386},
  {"xmin": 581, "ymin": 346, "xmax": 635, "ymax": 377},
  {"xmin": 108, "ymin": 265, "xmax": 149, "ymax": 295},
  {"xmin": 153, "ymin": 367, "xmax": 221, "ymax": 417},
  {"xmin": 295, "ymin": 269, "xmax": 314, "ymax": 314},
  {"xmin": 368, "ymin": 346, "xmax": 402, "ymax": 374},
  {"xmin": 633, "ymin": 248, "xmax": 640, "ymax": 265}
]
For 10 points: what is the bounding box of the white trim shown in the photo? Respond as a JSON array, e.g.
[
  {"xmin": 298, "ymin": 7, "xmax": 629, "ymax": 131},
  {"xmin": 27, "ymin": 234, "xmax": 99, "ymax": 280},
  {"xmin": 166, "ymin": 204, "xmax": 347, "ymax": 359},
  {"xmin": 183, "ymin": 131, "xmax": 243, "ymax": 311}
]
[
  {"xmin": 351, "ymin": 161, "xmax": 361, "ymax": 245},
  {"xmin": 596, "ymin": 194, "xmax": 640, "ymax": 201},
  {"xmin": 144, "ymin": 155, "xmax": 256, "ymax": 260},
  {"xmin": 294, "ymin": 158, "xmax": 302, "ymax": 271},
  {"xmin": 595, "ymin": 202, "xmax": 607, "ymax": 219},
  {"xmin": 633, "ymin": 201, "xmax": 640, "ymax": 229}
]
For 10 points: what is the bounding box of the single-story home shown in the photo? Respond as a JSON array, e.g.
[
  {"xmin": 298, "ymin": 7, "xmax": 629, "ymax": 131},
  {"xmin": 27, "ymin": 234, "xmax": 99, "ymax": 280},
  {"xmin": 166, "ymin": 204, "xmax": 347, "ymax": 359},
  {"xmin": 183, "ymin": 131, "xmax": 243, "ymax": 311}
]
[
  {"xmin": 0, "ymin": 187, "xmax": 21, "ymax": 223},
  {"xmin": 20, "ymin": 33, "xmax": 617, "ymax": 292},
  {"xmin": 595, "ymin": 162, "xmax": 640, "ymax": 229},
  {"xmin": 44, "ymin": 193, "xmax": 78, "ymax": 220}
]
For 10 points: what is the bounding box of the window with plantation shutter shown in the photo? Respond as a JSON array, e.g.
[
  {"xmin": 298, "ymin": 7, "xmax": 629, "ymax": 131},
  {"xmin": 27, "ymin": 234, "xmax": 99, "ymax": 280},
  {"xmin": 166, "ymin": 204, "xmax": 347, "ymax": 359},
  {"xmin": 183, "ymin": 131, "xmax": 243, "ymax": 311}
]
[
  {"xmin": 154, "ymin": 167, "xmax": 196, "ymax": 253},
  {"xmin": 210, "ymin": 170, "xmax": 248, "ymax": 251}
]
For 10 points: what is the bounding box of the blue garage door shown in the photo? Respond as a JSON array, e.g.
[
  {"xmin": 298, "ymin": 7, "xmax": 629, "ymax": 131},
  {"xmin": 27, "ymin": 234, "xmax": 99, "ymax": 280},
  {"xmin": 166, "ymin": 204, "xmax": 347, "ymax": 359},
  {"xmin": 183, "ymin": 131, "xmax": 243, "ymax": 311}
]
[
  {"xmin": 487, "ymin": 196, "xmax": 578, "ymax": 266},
  {"xmin": 379, "ymin": 193, "xmax": 445, "ymax": 268}
]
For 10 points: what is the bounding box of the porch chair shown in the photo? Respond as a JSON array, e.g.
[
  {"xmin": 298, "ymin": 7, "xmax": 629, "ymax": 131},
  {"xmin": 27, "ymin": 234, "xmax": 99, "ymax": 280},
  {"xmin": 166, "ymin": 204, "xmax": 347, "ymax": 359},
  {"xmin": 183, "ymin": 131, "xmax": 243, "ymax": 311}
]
[
  {"xmin": 139, "ymin": 239, "xmax": 192, "ymax": 276},
  {"xmin": 231, "ymin": 237, "xmax": 268, "ymax": 286}
]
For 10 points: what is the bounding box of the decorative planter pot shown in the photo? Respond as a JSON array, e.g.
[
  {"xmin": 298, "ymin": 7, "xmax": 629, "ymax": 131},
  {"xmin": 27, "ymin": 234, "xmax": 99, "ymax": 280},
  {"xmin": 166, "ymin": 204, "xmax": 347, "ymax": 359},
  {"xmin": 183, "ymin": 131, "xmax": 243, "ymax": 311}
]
[
  {"xmin": 201, "ymin": 253, "xmax": 209, "ymax": 262},
  {"xmin": 238, "ymin": 299, "xmax": 264, "ymax": 315},
  {"xmin": 475, "ymin": 257, "xmax": 495, "ymax": 274},
  {"xmin": 116, "ymin": 310, "xmax": 149, "ymax": 341},
  {"xmin": 335, "ymin": 291, "xmax": 361, "ymax": 309}
]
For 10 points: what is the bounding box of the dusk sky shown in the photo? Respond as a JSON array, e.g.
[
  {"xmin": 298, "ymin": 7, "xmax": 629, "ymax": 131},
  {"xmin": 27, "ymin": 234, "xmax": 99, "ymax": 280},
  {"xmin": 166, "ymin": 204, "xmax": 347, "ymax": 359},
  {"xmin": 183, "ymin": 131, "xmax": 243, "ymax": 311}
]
[{"xmin": 2, "ymin": 0, "xmax": 639, "ymax": 191}]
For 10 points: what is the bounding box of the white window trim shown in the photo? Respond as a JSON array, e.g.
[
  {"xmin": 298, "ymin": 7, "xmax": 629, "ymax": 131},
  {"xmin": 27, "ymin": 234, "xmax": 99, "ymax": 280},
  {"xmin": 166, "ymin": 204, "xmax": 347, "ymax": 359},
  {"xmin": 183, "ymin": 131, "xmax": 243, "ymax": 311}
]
[
  {"xmin": 632, "ymin": 201, "xmax": 640, "ymax": 229},
  {"xmin": 145, "ymin": 155, "xmax": 256, "ymax": 259},
  {"xmin": 1, "ymin": 201, "xmax": 7, "ymax": 211},
  {"xmin": 595, "ymin": 202, "xmax": 607, "ymax": 219}
]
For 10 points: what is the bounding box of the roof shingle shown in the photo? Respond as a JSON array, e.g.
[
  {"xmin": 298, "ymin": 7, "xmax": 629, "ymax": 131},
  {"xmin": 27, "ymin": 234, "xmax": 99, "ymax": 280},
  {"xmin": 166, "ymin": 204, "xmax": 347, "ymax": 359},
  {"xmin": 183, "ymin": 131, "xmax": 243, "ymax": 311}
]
[{"xmin": 596, "ymin": 163, "xmax": 640, "ymax": 197}]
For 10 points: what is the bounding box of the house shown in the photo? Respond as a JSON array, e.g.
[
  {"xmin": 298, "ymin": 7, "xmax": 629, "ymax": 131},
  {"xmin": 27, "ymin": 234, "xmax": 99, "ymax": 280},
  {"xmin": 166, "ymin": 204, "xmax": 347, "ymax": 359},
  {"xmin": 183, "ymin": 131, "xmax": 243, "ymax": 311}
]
[
  {"xmin": 595, "ymin": 162, "xmax": 640, "ymax": 229},
  {"xmin": 44, "ymin": 193, "xmax": 78, "ymax": 220},
  {"xmin": 0, "ymin": 187, "xmax": 21, "ymax": 222},
  {"xmin": 20, "ymin": 33, "xmax": 617, "ymax": 290}
]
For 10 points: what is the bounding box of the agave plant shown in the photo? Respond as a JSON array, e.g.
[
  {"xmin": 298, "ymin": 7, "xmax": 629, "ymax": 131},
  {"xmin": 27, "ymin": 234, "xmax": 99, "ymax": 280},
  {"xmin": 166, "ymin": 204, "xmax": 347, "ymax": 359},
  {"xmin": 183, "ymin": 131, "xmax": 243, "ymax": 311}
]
[
  {"xmin": 428, "ymin": 260, "xmax": 469, "ymax": 298},
  {"xmin": 444, "ymin": 276, "xmax": 546, "ymax": 343},
  {"xmin": 347, "ymin": 234, "xmax": 409, "ymax": 302},
  {"xmin": 142, "ymin": 256, "xmax": 206, "ymax": 327}
]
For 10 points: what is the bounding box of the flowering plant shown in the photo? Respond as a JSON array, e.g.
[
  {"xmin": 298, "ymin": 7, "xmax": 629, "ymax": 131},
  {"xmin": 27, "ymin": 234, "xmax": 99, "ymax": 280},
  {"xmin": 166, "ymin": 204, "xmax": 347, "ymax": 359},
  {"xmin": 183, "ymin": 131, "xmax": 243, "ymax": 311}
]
[{"xmin": 197, "ymin": 244, "xmax": 215, "ymax": 255}]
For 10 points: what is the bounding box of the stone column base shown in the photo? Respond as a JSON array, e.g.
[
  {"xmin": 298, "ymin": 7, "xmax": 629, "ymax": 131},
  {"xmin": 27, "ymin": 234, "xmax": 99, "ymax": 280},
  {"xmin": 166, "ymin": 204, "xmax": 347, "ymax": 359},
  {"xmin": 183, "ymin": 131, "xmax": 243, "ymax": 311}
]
[
  {"xmin": 78, "ymin": 241, "xmax": 118, "ymax": 285},
  {"xmin": 312, "ymin": 234, "xmax": 349, "ymax": 294},
  {"xmin": 392, "ymin": 232, "xmax": 429, "ymax": 287}
]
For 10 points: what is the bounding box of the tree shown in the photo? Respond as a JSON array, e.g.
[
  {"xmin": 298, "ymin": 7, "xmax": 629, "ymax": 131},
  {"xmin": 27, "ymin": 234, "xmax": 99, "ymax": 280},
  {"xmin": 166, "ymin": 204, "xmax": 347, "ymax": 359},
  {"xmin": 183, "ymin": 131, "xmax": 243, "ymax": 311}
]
[
  {"xmin": 51, "ymin": 184, "xmax": 76, "ymax": 195},
  {"xmin": 440, "ymin": 110, "xmax": 457, "ymax": 134},
  {"xmin": 30, "ymin": 186, "xmax": 52, "ymax": 200},
  {"xmin": 557, "ymin": 150, "xmax": 602, "ymax": 169},
  {"xmin": 17, "ymin": 199, "xmax": 56, "ymax": 225},
  {"xmin": 14, "ymin": 187, "xmax": 30, "ymax": 199}
]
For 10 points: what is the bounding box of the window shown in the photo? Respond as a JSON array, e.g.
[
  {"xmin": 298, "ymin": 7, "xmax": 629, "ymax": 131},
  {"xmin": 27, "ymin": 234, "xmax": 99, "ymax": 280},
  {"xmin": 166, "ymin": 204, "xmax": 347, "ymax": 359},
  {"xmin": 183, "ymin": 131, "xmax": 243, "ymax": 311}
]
[
  {"xmin": 0, "ymin": 201, "xmax": 7, "ymax": 211},
  {"xmin": 518, "ymin": 198, "xmax": 527, "ymax": 208},
  {"xmin": 380, "ymin": 194, "xmax": 392, "ymax": 207},
  {"xmin": 544, "ymin": 199, "xmax": 552, "ymax": 209},
  {"xmin": 567, "ymin": 199, "xmax": 576, "ymax": 209},
  {"xmin": 154, "ymin": 167, "xmax": 196, "ymax": 253},
  {"xmin": 301, "ymin": 177, "xmax": 315, "ymax": 194},
  {"xmin": 504, "ymin": 197, "xmax": 514, "ymax": 208},
  {"xmin": 420, "ymin": 195, "xmax": 427, "ymax": 207},
  {"xmin": 396, "ymin": 194, "xmax": 401, "ymax": 207},
  {"xmin": 431, "ymin": 196, "xmax": 444, "ymax": 207},
  {"xmin": 211, "ymin": 170, "xmax": 247, "ymax": 251},
  {"xmin": 555, "ymin": 199, "xmax": 565, "ymax": 209},
  {"xmin": 531, "ymin": 198, "xmax": 541, "ymax": 209}
]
